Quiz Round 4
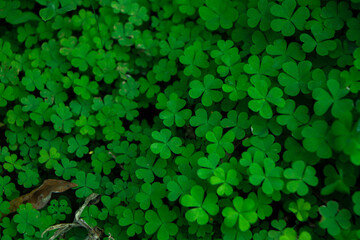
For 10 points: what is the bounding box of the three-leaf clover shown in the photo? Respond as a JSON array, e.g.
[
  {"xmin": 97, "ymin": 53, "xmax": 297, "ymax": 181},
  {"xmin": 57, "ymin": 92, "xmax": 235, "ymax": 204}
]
[
  {"xmin": 54, "ymin": 158, "xmax": 78, "ymax": 180},
  {"xmin": 50, "ymin": 103, "xmax": 75, "ymax": 133},
  {"xmin": 210, "ymin": 167, "xmax": 241, "ymax": 196},
  {"xmin": 199, "ymin": 0, "xmax": 238, "ymax": 31},
  {"xmin": 159, "ymin": 93, "xmax": 192, "ymax": 127},
  {"xmin": 73, "ymin": 171, "xmax": 100, "ymax": 198},
  {"xmin": 284, "ymin": 160, "xmax": 318, "ymax": 196},
  {"xmin": 67, "ymin": 134, "xmax": 89, "ymax": 158},
  {"xmin": 151, "ymin": 129, "xmax": 182, "ymax": 159},
  {"xmin": 221, "ymin": 110, "xmax": 250, "ymax": 140},
  {"xmin": 248, "ymin": 79, "xmax": 286, "ymax": 119},
  {"xmin": 222, "ymin": 196, "xmax": 258, "ymax": 232},
  {"xmin": 313, "ymin": 79, "xmax": 353, "ymax": 118},
  {"xmin": 270, "ymin": 0, "xmax": 310, "ymax": 36},
  {"xmin": 135, "ymin": 182, "xmax": 167, "ymax": 210},
  {"xmin": 276, "ymin": 100, "xmax": 309, "ymax": 131},
  {"xmin": 197, "ymin": 153, "xmax": 220, "ymax": 180},
  {"xmin": 144, "ymin": 205, "xmax": 178, "ymax": 240},
  {"xmin": 302, "ymin": 120, "xmax": 332, "ymax": 159},
  {"xmin": 180, "ymin": 185, "xmax": 219, "ymax": 225},
  {"xmin": 278, "ymin": 60, "xmax": 312, "ymax": 96},
  {"xmin": 319, "ymin": 201, "xmax": 351, "ymax": 236},
  {"xmin": 289, "ymin": 198, "xmax": 311, "ymax": 221},
  {"xmin": 189, "ymin": 74, "xmax": 223, "ymax": 107},
  {"xmin": 14, "ymin": 203, "xmax": 40, "ymax": 236},
  {"xmin": 38, "ymin": 147, "xmax": 60, "ymax": 169},
  {"xmin": 190, "ymin": 108, "xmax": 222, "ymax": 137},
  {"xmin": 136, "ymin": 151, "xmax": 167, "ymax": 183},
  {"xmin": 247, "ymin": 0, "xmax": 273, "ymax": 31},
  {"xmin": 300, "ymin": 23, "xmax": 337, "ymax": 56},
  {"xmin": 249, "ymin": 158, "xmax": 284, "ymax": 195},
  {"xmin": 179, "ymin": 41, "xmax": 209, "ymax": 78},
  {"xmin": 118, "ymin": 208, "xmax": 146, "ymax": 237},
  {"xmin": 206, "ymin": 126, "xmax": 235, "ymax": 158}
]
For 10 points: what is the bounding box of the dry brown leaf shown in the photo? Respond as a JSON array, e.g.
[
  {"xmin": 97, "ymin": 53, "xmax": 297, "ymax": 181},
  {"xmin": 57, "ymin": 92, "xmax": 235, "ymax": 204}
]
[{"xmin": 2, "ymin": 179, "xmax": 77, "ymax": 219}]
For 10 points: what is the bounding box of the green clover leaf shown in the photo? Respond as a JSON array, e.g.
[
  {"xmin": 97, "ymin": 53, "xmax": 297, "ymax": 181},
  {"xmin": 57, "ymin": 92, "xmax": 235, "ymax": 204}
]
[
  {"xmin": 319, "ymin": 201, "xmax": 351, "ymax": 236},
  {"xmin": 289, "ymin": 198, "xmax": 311, "ymax": 222},
  {"xmin": 176, "ymin": 0, "xmax": 204, "ymax": 16},
  {"xmin": 270, "ymin": 0, "xmax": 310, "ymax": 36},
  {"xmin": 18, "ymin": 167, "xmax": 40, "ymax": 188},
  {"xmin": 38, "ymin": 147, "xmax": 60, "ymax": 169},
  {"xmin": 67, "ymin": 134, "xmax": 89, "ymax": 158},
  {"xmin": 118, "ymin": 208, "xmax": 145, "ymax": 237},
  {"xmin": 247, "ymin": 0, "xmax": 273, "ymax": 31},
  {"xmin": 248, "ymin": 79, "xmax": 285, "ymax": 119},
  {"xmin": 210, "ymin": 167, "xmax": 241, "ymax": 196},
  {"xmin": 180, "ymin": 185, "xmax": 219, "ymax": 225},
  {"xmin": 73, "ymin": 75, "xmax": 99, "ymax": 100},
  {"xmin": 266, "ymin": 39, "xmax": 305, "ymax": 69},
  {"xmin": 221, "ymin": 110, "xmax": 249, "ymax": 140},
  {"xmin": 14, "ymin": 203, "xmax": 40, "ymax": 236},
  {"xmin": 313, "ymin": 79, "xmax": 353, "ymax": 118},
  {"xmin": 222, "ymin": 196, "xmax": 258, "ymax": 232},
  {"xmin": 21, "ymin": 69, "xmax": 46, "ymax": 91},
  {"xmin": 112, "ymin": 22, "xmax": 141, "ymax": 46},
  {"xmin": 54, "ymin": 158, "xmax": 78, "ymax": 180},
  {"xmin": 159, "ymin": 93, "xmax": 191, "ymax": 127},
  {"xmin": 190, "ymin": 108, "xmax": 222, "ymax": 137},
  {"xmin": 179, "ymin": 41, "xmax": 209, "ymax": 78},
  {"xmin": 284, "ymin": 160, "xmax": 318, "ymax": 196},
  {"xmin": 159, "ymin": 36, "xmax": 184, "ymax": 61},
  {"xmin": 6, "ymin": 105, "xmax": 29, "ymax": 127},
  {"xmin": 70, "ymin": 42, "xmax": 97, "ymax": 71},
  {"xmin": 50, "ymin": 103, "xmax": 75, "ymax": 133},
  {"xmin": 136, "ymin": 152, "xmax": 166, "ymax": 183},
  {"xmin": 167, "ymin": 175, "xmax": 195, "ymax": 201},
  {"xmin": 244, "ymin": 55, "xmax": 278, "ymax": 82},
  {"xmin": 248, "ymin": 189, "xmax": 273, "ymax": 220},
  {"xmin": 276, "ymin": 100, "xmax": 309, "ymax": 131},
  {"xmin": 151, "ymin": 129, "xmax": 182, "ymax": 159},
  {"xmin": 199, "ymin": 0, "xmax": 238, "ymax": 31},
  {"xmin": 321, "ymin": 163, "xmax": 356, "ymax": 195},
  {"xmin": 301, "ymin": 120, "xmax": 332, "ymax": 158},
  {"xmin": 353, "ymin": 191, "xmax": 360, "ymax": 216},
  {"xmin": 300, "ymin": 23, "xmax": 337, "ymax": 56},
  {"xmin": 222, "ymin": 75, "xmax": 249, "ymax": 101},
  {"xmin": 144, "ymin": 205, "xmax": 178, "ymax": 240},
  {"xmin": 75, "ymin": 115, "xmax": 99, "ymax": 136},
  {"xmin": 206, "ymin": 126, "xmax": 235, "ymax": 158},
  {"xmin": 91, "ymin": 151, "xmax": 116, "ymax": 175},
  {"xmin": 189, "ymin": 74, "xmax": 223, "ymax": 107},
  {"xmin": 136, "ymin": 182, "xmax": 167, "ymax": 210},
  {"xmin": 278, "ymin": 60, "xmax": 312, "ymax": 96},
  {"xmin": 249, "ymin": 158, "xmax": 284, "ymax": 195},
  {"xmin": 0, "ymin": 175, "xmax": 17, "ymax": 198},
  {"xmin": 153, "ymin": 59, "xmax": 177, "ymax": 82},
  {"xmin": 0, "ymin": 197, "xmax": 10, "ymax": 215},
  {"xmin": 197, "ymin": 153, "xmax": 220, "ymax": 180},
  {"xmin": 74, "ymin": 171, "xmax": 100, "ymax": 198},
  {"xmin": 0, "ymin": 83, "xmax": 15, "ymax": 107}
]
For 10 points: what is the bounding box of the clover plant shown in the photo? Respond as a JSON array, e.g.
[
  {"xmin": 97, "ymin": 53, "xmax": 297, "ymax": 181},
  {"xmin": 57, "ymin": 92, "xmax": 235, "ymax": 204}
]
[{"xmin": 1, "ymin": 0, "xmax": 360, "ymax": 239}]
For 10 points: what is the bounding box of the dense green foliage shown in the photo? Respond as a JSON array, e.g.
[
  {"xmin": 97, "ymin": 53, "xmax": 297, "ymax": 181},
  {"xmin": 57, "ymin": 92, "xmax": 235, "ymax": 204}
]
[{"xmin": 1, "ymin": 0, "xmax": 360, "ymax": 239}]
